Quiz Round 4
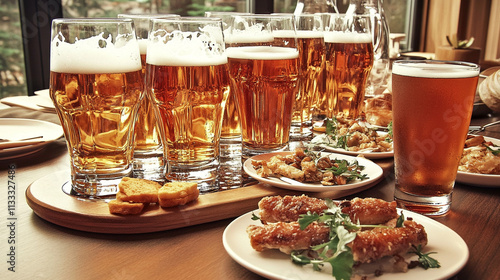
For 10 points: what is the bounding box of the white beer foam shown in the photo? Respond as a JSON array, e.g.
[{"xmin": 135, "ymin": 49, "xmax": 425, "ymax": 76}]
[
  {"xmin": 228, "ymin": 32, "xmax": 274, "ymax": 44},
  {"xmin": 324, "ymin": 31, "xmax": 372, "ymax": 44},
  {"xmin": 146, "ymin": 29, "xmax": 227, "ymax": 66},
  {"xmin": 226, "ymin": 46, "xmax": 299, "ymax": 60},
  {"xmin": 50, "ymin": 32, "xmax": 142, "ymax": 74},
  {"xmin": 393, "ymin": 62, "xmax": 479, "ymax": 78},
  {"xmin": 296, "ymin": 30, "xmax": 324, "ymax": 39},
  {"xmin": 273, "ymin": 30, "xmax": 324, "ymax": 39},
  {"xmin": 137, "ymin": 38, "xmax": 148, "ymax": 55}
]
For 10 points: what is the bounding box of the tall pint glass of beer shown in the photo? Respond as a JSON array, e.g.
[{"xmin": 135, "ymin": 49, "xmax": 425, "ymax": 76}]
[
  {"xmin": 118, "ymin": 14, "xmax": 180, "ymax": 182},
  {"xmin": 227, "ymin": 15, "xmax": 299, "ymax": 157},
  {"xmin": 50, "ymin": 19, "xmax": 144, "ymax": 197},
  {"xmin": 324, "ymin": 13, "xmax": 373, "ymax": 119},
  {"xmin": 146, "ymin": 18, "xmax": 229, "ymax": 192},
  {"xmin": 392, "ymin": 60, "xmax": 479, "ymax": 216},
  {"xmin": 205, "ymin": 12, "xmax": 251, "ymax": 144}
]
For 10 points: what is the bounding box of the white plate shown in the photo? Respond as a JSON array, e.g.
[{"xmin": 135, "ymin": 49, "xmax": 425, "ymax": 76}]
[
  {"xmin": 455, "ymin": 136, "xmax": 500, "ymax": 188},
  {"xmin": 0, "ymin": 118, "xmax": 64, "ymax": 160},
  {"xmin": 311, "ymin": 134, "xmax": 394, "ymax": 159},
  {"xmin": 223, "ymin": 209, "xmax": 469, "ymax": 280},
  {"xmin": 243, "ymin": 151, "xmax": 383, "ymax": 192}
]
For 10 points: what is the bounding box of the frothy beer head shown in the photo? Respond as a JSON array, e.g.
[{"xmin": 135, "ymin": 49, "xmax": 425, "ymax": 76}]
[
  {"xmin": 392, "ymin": 61, "xmax": 479, "ymax": 78},
  {"xmin": 147, "ymin": 19, "xmax": 227, "ymax": 66},
  {"xmin": 324, "ymin": 31, "xmax": 372, "ymax": 44},
  {"xmin": 226, "ymin": 46, "xmax": 299, "ymax": 60},
  {"xmin": 50, "ymin": 32, "xmax": 141, "ymax": 74}
]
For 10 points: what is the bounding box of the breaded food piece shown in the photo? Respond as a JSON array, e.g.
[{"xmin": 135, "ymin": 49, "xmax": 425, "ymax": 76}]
[
  {"xmin": 108, "ymin": 199, "xmax": 145, "ymax": 215},
  {"xmin": 257, "ymin": 196, "xmax": 397, "ymax": 225},
  {"xmin": 158, "ymin": 182, "xmax": 199, "ymax": 208},
  {"xmin": 118, "ymin": 177, "xmax": 162, "ymax": 203},
  {"xmin": 350, "ymin": 219, "xmax": 428, "ymax": 263},
  {"xmin": 247, "ymin": 222, "xmax": 329, "ymax": 254},
  {"xmin": 258, "ymin": 195, "xmax": 328, "ymax": 223},
  {"xmin": 340, "ymin": 197, "xmax": 398, "ymax": 225},
  {"xmin": 246, "ymin": 219, "xmax": 428, "ymax": 263}
]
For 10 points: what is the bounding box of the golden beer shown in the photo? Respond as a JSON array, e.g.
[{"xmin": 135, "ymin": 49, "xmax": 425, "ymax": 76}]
[
  {"xmin": 146, "ymin": 61, "xmax": 230, "ymax": 165},
  {"xmin": 50, "ymin": 19, "xmax": 143, "ymax": 197},
  {"xmin": 392, "ymin": 61, "xmax": 479, "ymax": 215},
  {"xmin": 227, "ymin": 46, "xmax": 299, "ymax": 152},
  {"xmin": 295, "ymin": 33, "xmax": 325, "ymax": 125},
  {"xmin": 324, "ymin": 32, "xmax": 373, "ymax": 119},
  {"xmin": 51, "ymin": 70, "xmax": 143, "ymax": 172},
  {"xmin": 134, "ymin": 50, "xmax": 162, "ymax": 152}
]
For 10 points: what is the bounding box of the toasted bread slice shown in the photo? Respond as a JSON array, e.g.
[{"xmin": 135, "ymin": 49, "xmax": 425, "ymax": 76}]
[
  {"xmin": 108, "ymin": 199, "xmax": 145, "ymax": 215},
  {"xmin": 158, "ymin": 182, "xmax": 199, "ymax": 208},
  {"xmin": 118, "ymin": 177, "xmax": 162, "ymax": 203}
]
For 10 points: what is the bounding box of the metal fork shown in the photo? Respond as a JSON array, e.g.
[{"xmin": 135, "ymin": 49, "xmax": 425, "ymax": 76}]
[{"xmin": 468, "ymin": 120, "xmax": 500, "ymax": 134}]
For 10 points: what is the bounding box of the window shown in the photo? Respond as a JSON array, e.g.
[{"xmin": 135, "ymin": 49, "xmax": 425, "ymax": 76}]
[{"xmin": 0, "ymin": 1, "xmax": 27, "ymax": 99}]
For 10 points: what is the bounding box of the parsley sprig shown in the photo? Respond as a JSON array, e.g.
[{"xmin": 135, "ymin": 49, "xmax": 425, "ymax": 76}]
[
  {"xmin": 324, "ymin": 159, "xmax": 368, "ymax": 182},
  {"xmin": 409, "ymin": 244, "xmax": 441, "ymax": 269},
  {"xmin": 484, "ymin": 143, "xmax": 500, "ymax": 156},
  {"xmin": 290, "ymin": 199, "xmax": 387, "ymax": 280}
]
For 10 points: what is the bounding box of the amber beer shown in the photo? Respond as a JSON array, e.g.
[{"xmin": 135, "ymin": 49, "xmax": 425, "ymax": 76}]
[
  {"xmin": 227, "ymin": 46, "xmax": 299, "ymax": 154},
  {"xmin": 295, "ymin": 32, "xmax": 325, "ymax": 126},
  {"xmin": 392, "ymin": 61, "xmax": 479, "ymax": 215},
  {"xmin": 50, "ymin": 50, "xmax": 143, "ymax": 197},
  {"xmin": 324, "ymin": 32, "xmax": 373, "ymax": 119},
  {"xmin": 146, "ymin": 58, "xmax": 229, "ymax": 165},
  {"xmin": 133, "ymin": 41, "xmax": 162, "ymax": 153}
]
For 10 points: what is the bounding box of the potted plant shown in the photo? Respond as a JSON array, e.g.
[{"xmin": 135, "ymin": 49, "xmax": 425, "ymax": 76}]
[{"xmin": 435, "ymin": 34, "xmax": 480, "ymax": 64}]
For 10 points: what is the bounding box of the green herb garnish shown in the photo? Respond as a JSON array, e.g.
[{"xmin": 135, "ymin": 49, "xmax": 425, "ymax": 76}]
[
  {"xmin": 251, "ymin": 212, "xmax": 261, "ymax": 221},
  {"xmin": 396, "ymin": 211, "xmax": 405, "ymax": 228},
  {"xmin": 291, "ymin": 199, "xmax": 389, "ymax": 279},
  {"xmin": 409, "ymin": 244, "xmax": 441, "ymax": 269},
  {"xmin": 484, "ymin": 144, "xmax": 500, "ymax": 156},
  {"xmin": 325, "ymin": 159, "xmax": 368, "ymax": 182},
  {"xmin": 386, "ymin": 121, "xmax": 393, "ymax": 142}
]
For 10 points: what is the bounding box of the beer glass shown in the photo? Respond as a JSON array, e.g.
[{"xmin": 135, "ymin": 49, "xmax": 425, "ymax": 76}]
[
  {"xmin": 226, "ymin": 14, "xmax": 299, "ymax": 157},
  {"xmin": 50, "ymin": 19, "xmax": 143, "ymax": 197},
  {"xmin": 146, "ymin": 17, "xmax": 229, "ymax": 192},
  {"xmin": 392, "ymin": 60, "xmax": 479, "ymax": 216},
  {"xmin": 117, "ymin": 14, "xmax": 179, "ymax": 182},
  {"xmin": 205, "ymin": 12, "xmax": 251, "ymax": 144},
  {"xmin": 289, "ymin": 14, "xmax": 325, "ymax": 139},
  {"xmin": 118, "ymin": 14, "xmax": 180, "ymax": 182},
  {"xmin": 324, "ymin": 13, "xmax": 373, "ymax": 119}
]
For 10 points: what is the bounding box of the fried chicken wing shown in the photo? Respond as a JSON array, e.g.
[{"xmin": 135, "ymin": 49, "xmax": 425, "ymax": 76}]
[
  {"xmin": 349, "ymin": 220, "xmax": 428, "ymax": 263},
  {"xmin": 340, "ymin": 197, "xmax": 398, "ymax": 225},
  {"xmin": 258, "ymin": 195, "xmax": 328, "ymax": 224},
  {"xmin": 258, "ymin": 196, "xmax": 397, "ymax": 225},
  {"xmin": 246, "ymin": 220, "xmax": 428, "ymax": 263},
  {"xmin": 246, "ymin": 222, "xmax": 329, "ymax": 254}
]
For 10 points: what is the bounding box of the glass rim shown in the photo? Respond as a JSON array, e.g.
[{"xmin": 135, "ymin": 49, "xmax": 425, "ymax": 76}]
[
  {"xmin": 151, "ymin": 17, "xmax": 222, "ymax": 24},
  {"xmin": 117, "ymin": 13, "xmax": 180, "ymax": 19},
  {"xmin": 52, "ymin": 18, "xmax": 134, "ymax": 24},
  {"xmin": 393, "ymin": 59, "xmax": 479, "ymax": 69},
  {"xmin": 232, "ymin": 14, "xmax": 294, "ymax": 19}
]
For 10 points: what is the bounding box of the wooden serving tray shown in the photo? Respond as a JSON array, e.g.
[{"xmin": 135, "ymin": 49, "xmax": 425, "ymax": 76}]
[{"xmin": 25, "ymin": 165, "xmax": 389, "ymax": 234}]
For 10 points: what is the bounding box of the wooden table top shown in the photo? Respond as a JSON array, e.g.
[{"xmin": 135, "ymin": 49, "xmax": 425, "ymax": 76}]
[{"xmin": 1, "ymin": 107, "xmax": 499, "ymax": 280}]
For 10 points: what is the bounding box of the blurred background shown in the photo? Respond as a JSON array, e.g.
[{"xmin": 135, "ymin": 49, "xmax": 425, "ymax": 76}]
[{"xmin": 1, "ymin": 0, "xmax": 499, "ymax": 99}]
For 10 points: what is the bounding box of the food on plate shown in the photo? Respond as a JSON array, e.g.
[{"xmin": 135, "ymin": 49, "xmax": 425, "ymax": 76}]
[
  {"xmin": 108, "ymin": 199, "xmax": 145, "ymax": 215},
  {"xmin": 158, "ymin": 181, "xmax": 200, "ymax": 207},
  {"xmin": 311, "ymin": 114, "xmax": 393, "ymax": 153},
  {"xmin": 363, "ymin": 93, "xmax": 393, "ymax": 127},
  {"xmin": 247, "ymin": 195, "xmax": 439, "ymax": 279},
  {"xmin": 251, "ymin": 148, "xmax": 368, "ymax": 186},
  {"xmin": 478, "ymin": 69, "xmax": 500, "ymax": 112},
  {"xmin": 108, "ymin": 177, "xmax": 199, "ymax": 215},
  {"xmin": 257, "ymin": 195, "xmax": 397, "ymax": 225},
  {"xmin": 459, "ymin": 135, "xmax": 500, "ymax": 174},
  {"xmin": 117, "ymin": 177, "xmax": 162, "ymax": 203}
]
